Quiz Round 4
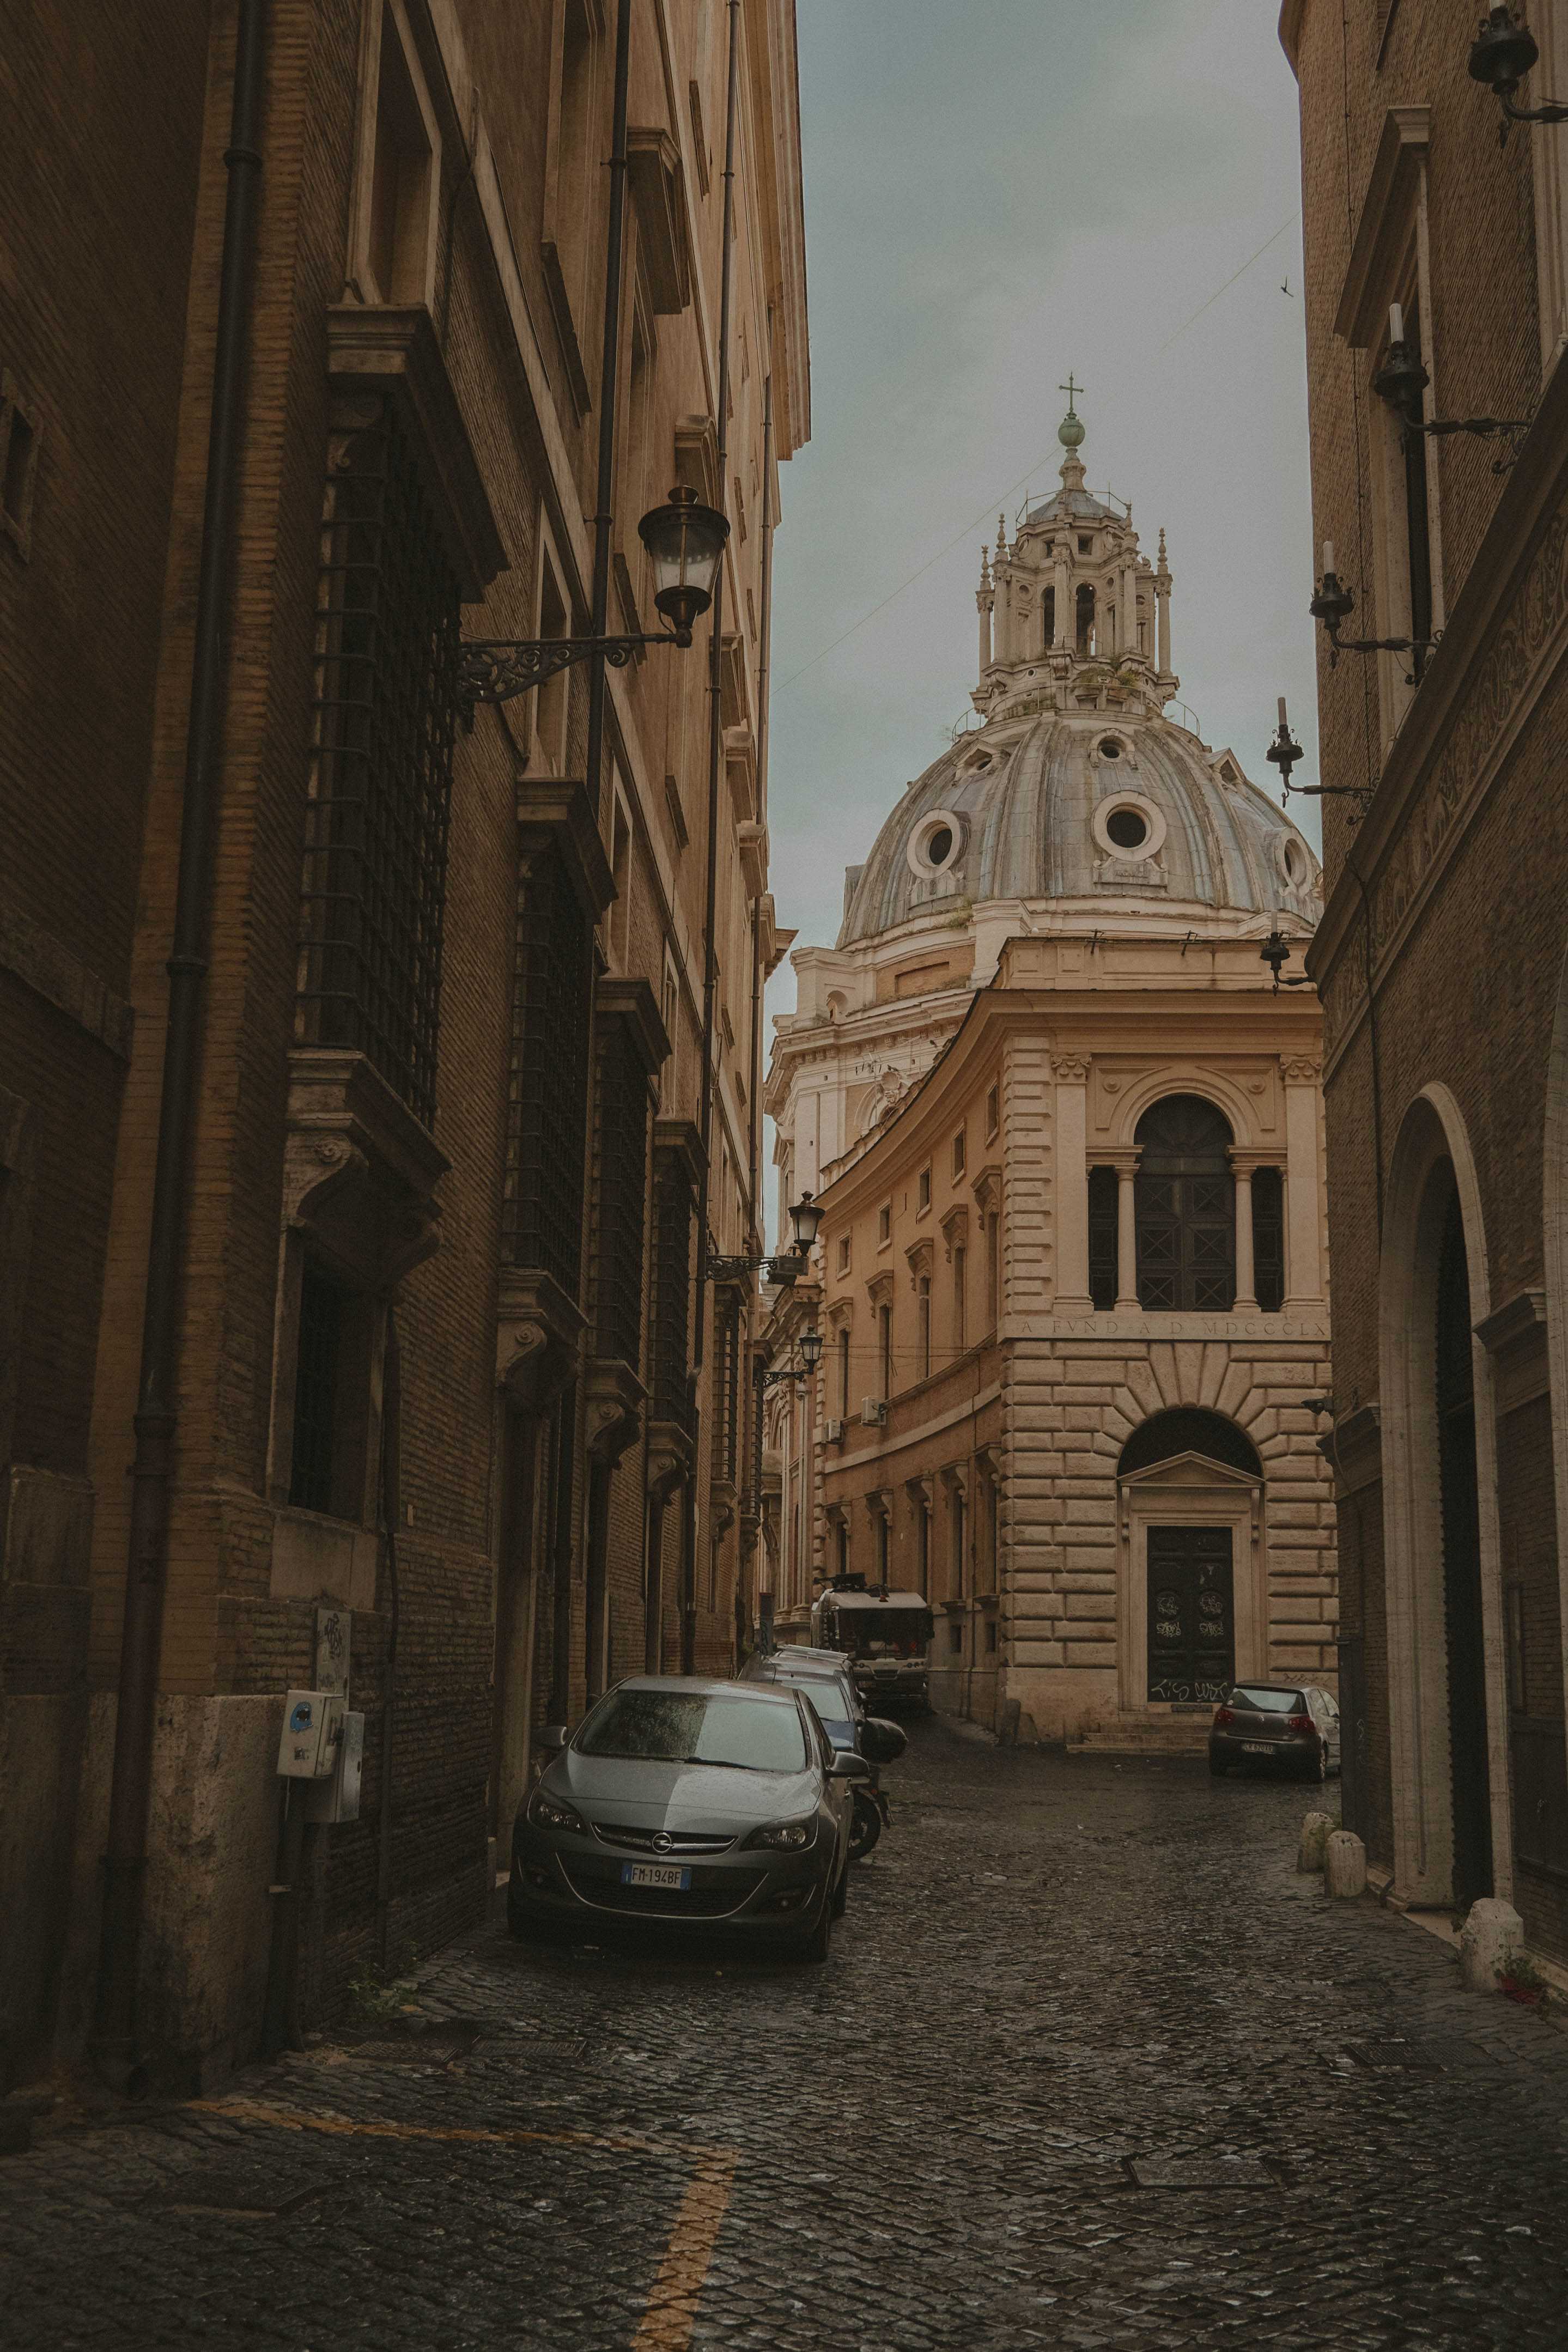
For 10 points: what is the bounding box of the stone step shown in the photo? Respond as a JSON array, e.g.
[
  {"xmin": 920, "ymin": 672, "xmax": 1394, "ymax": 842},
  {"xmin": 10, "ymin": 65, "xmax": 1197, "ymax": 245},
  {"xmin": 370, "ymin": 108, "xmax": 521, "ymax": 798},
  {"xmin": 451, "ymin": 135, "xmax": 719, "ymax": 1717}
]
[{"xmin": 1070, "ymin": 1715, "xmax": 1212, "ymax": 1756}]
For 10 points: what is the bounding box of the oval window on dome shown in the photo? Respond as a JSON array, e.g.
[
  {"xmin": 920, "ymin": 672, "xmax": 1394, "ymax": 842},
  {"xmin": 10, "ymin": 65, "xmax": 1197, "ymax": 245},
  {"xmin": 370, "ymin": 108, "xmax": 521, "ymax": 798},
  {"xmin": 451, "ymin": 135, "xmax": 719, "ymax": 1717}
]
[
  {"xmin": 1105, "ymin": 806, "xmax": 1147, "ymax": 850},
  {"xmin": 1098, "ymin": 738, "xmax": 1122, "ymax": 761},
  {"xmin": 908, "ymin": 812, "xmax": 963, "ymax": 880},
  {"xmin": 1280, "ymin": 836, "xmax": 1308, "ymax": 886},
  {"xmin": 1092, "ymin": 792, "xmax": 1165, "ymax": 865}
]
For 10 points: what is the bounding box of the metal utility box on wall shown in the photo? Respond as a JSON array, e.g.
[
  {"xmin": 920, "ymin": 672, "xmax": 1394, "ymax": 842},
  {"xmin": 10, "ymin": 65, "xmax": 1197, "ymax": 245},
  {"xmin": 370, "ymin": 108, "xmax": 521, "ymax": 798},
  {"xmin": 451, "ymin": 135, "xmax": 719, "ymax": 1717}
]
[
  {"xmin": 277, "ymin": 1689, "xmax": 345, "ymax": 1780},
  {"xmin": 304, "ymin": 1709, "xmax": 366, "ymax": 1822}
]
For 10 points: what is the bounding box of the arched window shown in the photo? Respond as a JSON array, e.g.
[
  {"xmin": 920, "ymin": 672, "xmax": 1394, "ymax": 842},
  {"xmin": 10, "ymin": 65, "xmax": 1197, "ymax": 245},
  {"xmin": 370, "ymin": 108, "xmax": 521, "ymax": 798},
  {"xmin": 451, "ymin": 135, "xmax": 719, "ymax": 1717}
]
[
  {"xmin": 1075, "ymin": 581, "xmax": 1095, "ymax": 655},
  {"xmin": 1042, "ymin": 586, "xmax": 1055, "ymax": 652},
  {"xmin": 1134, "ymin": 1095, "xmax": 1235, "ymax": 1311},
  {"xmin": 1117, "ymin": 1407, "xmax": 1261, "ymax": 1481}
]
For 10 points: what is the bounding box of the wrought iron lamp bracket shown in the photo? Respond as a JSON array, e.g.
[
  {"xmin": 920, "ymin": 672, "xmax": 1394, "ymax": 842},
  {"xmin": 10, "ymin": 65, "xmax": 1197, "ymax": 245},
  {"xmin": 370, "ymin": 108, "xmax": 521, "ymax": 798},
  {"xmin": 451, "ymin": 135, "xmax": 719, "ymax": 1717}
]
[{"xmin": 459, "ymin": 628, "xmax": 691, "ymax": 712}]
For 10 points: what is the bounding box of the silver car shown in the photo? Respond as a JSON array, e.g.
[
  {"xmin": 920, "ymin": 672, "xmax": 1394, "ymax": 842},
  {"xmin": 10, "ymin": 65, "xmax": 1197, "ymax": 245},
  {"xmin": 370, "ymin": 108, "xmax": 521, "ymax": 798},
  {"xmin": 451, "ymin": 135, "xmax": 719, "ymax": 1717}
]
[{"xmin": 508, "ymin": 1676, "xmax": 870, "ymax": 1961}]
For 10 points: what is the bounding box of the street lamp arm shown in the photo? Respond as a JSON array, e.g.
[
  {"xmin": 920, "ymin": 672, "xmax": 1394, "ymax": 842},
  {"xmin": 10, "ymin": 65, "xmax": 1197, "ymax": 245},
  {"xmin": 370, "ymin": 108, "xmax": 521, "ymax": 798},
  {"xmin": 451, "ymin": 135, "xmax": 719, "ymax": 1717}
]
[{"xmin": 459, "ymin": 629, "xmax": 691, "ymax": 708}]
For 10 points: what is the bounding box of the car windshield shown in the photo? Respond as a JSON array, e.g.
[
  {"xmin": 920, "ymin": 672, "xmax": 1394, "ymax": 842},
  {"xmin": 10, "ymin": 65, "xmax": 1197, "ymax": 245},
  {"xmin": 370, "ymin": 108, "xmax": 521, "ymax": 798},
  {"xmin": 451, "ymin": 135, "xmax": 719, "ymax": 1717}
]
[
  {"xmin": 1230, "ymin": 1686, "xmax": 1305, "ymax": 1713},
  {"xmin": 575, "ymin": 1689, "xmax": 807, "ymax": 1772}
]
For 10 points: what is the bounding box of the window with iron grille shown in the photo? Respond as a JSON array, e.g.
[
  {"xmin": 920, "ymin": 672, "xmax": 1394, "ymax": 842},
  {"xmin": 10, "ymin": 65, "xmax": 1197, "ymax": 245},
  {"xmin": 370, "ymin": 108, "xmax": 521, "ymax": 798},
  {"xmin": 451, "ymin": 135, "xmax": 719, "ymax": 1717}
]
[
  {"xmin": 1252, "ymin": 1166, "xmax": 1285, "ymax": 1315},
  {"xmin": 290, "ymin": 1258, "xmax": 345, "ymax": 1514},
  {"xmin": 593, "ymin": 1021, "xmax": 652, "ymax": 1366},
  {"xmin": 1088, "ymin": 1166, "xmax": 1118, "ymax": 1311},
  {"xmin": 1133, "ymin": 1096, "xmax": 1235, "ymax": 1312},
  {"xmin": 505, "ymin": 845, "xmax": 593, "ymax": 1299},
  {"xmin": 298, "ymin": 399, "xmax": 458, "ymax": 1129},
  {"xmin": 651, "ymin": 1145, "xmax": 696, "ymax": 1435}
]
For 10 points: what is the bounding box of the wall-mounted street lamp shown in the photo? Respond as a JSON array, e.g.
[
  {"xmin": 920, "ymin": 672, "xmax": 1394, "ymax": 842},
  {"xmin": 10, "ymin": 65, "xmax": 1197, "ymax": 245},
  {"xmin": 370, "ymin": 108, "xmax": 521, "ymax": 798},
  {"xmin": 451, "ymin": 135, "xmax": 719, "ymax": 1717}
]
[
  {"xmin": 1372, "ymin": 303, "xmax": 1530, "ymax": 472},
  {"xmin": 757, "ymin": 1326, "xmax": 825, "ymax": 1394},
  {"xmin": 1469, "ymin": 7, "xmax": 1568, "ymax": 135},
  {"xmin": 1259, "ymin": 928, "xmax": 1313, "ymax": 993},
  {"xmin": 1265, "ymin": 697, "xmax": 1373, "ymax": 808},
  {"xmin": 1309, "ymin": 541, "xmax": 1435, "ymax": 679},
  {"xmin": 708, "ymin": 1192, "xmax": 825, "ymax": 1291},
  {"xmin": 460, "ymin": 487, "xmax": 730, "ymax": 707}
]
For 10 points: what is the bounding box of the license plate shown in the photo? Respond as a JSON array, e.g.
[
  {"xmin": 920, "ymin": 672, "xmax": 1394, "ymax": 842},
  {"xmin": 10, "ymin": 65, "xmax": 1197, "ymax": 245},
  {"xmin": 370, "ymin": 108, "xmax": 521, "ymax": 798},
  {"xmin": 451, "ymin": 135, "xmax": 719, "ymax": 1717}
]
[
  {"xmin": 1241, "ymin": 1742, "xmax": 1273, "ymax": 1755},
  {"xmin": 621, "ymin": 1862, "xmax": 690, "ymax": 1890}
]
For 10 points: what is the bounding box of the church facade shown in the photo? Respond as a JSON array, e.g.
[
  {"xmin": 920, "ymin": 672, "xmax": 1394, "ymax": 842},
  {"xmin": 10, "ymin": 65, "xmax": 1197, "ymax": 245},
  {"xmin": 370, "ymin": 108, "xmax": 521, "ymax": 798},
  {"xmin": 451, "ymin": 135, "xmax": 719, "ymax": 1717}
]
[{"xmin": 764, "ymin": 408, "xmax": 1337, "ymax": 1745}]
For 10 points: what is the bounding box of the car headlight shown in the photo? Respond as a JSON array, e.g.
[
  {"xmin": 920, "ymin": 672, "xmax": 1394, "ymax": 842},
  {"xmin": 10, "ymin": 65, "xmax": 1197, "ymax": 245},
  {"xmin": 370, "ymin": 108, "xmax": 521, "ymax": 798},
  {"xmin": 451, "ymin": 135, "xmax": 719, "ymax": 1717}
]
[
  {"xmin": 527, "ymin": 1789, "xmax": 586, "ymax": 1834},
  {"xmin": 744, "ymin": 1817, "xmax": 817, "ymax": 1851}
]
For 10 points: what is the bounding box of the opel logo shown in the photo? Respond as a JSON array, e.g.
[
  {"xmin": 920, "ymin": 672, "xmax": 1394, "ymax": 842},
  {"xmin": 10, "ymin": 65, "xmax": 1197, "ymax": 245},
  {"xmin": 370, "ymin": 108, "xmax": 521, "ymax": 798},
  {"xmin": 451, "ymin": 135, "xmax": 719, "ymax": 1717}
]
[{"xmin": 653, "ymin": 1832, "xmax": 673, "ymax": 1853}]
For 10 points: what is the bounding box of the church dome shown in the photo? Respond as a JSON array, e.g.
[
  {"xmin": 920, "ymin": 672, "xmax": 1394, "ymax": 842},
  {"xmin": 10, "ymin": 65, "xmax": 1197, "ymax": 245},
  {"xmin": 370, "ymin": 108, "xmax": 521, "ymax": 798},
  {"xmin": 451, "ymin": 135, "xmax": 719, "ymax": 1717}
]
[
  {"xmin": 836, "ymin": 402, "xmax": 1321, "ymax": 950},
  {"xmin": 837, "ymin": 708, "xmax": 1322, "ymax": 945}
]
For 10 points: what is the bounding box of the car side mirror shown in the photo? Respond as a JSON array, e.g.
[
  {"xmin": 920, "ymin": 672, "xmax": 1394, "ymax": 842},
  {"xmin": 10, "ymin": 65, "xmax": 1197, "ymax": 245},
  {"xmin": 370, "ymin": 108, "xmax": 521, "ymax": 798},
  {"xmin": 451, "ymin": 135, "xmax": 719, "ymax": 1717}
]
[
  {"xmin": 827, "ymin": 1750, "xmax": 872, "ymax": 1783},
  {"xmin": 536, "ymin": 1725, "xmax": 569, "ymax": 1752},
  {"xmin": 860, "ymin": 1717, "xmax": 908, "ymax": 1765}
]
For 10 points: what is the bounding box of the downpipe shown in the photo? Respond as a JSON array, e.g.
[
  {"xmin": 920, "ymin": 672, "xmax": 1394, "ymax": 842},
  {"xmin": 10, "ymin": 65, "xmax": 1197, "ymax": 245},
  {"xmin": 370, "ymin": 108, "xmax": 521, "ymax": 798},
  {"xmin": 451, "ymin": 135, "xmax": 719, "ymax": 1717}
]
[{"xmin": 90, "ymin": 0, "xmax": 269, "ymax": 2097}]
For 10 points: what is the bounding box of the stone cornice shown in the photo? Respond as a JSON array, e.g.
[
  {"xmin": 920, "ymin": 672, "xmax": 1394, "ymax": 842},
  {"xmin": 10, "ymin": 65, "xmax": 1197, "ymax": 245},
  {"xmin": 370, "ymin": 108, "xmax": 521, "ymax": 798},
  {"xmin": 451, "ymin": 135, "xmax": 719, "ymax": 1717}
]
[
  {"xmin": 325, "ymin": 304, "xmax": 507, "ymax": 600},
  {"xmin": 815, "ymin": 980, "xmax": 1320, "ymax": 1219},
  {"xmin": 1310, "ymin": 342, "xmax": 1568, "ymax": 1066}
]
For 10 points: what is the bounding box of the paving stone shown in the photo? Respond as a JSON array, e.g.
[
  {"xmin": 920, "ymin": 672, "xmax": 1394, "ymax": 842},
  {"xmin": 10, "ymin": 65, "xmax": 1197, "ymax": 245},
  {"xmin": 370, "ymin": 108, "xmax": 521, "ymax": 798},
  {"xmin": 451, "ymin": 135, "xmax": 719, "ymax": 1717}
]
[{"xmin": 5, "ymin": 1721, "xmax": 1568, "ymax": 2348}]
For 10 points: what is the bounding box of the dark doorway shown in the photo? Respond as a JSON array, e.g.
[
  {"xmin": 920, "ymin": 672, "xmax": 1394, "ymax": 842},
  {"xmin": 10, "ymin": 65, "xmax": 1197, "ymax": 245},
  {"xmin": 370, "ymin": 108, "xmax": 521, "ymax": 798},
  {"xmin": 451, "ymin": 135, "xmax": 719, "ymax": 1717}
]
[
  {"xmin": 1147, "ymin": 1524, "xmax": 1235, "ymax": 1704},
  {"xmin": 1435, "ymin": 1190, "xmax": 1492, "ymax": 1908}
]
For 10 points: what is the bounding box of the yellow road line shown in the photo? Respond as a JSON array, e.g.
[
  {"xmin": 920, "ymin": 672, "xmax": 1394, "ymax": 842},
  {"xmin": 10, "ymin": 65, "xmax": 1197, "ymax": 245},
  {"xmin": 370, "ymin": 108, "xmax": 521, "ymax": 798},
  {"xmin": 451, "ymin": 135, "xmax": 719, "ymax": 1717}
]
[
  {"xmin": 188, "ymin": 2098, "xmax": 739, "ymax": 2347},
  {"xmin": 629, "ymin": 2152, "xmax": 739, "ymax": 2352}
]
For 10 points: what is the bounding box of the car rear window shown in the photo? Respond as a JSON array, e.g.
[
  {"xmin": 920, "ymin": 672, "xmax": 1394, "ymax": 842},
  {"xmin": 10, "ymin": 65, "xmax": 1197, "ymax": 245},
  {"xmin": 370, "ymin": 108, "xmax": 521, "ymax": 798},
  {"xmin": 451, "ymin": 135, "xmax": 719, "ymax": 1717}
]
[
  {"xmin": 1229, "ymin": 1686, "xmax": 1305, "ymax": 1713},
  {"xmin": 576, "ymin": 1690, "xmax": 807, "ymax": 1772}
]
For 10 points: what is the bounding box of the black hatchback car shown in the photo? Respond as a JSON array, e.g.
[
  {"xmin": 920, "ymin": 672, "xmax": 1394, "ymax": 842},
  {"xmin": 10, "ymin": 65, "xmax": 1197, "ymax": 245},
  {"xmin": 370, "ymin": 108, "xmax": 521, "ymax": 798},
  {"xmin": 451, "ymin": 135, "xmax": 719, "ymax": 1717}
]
[{"xmin": 1209, "ymin": 1684, "xmax": 1341, "ymax": 1780}]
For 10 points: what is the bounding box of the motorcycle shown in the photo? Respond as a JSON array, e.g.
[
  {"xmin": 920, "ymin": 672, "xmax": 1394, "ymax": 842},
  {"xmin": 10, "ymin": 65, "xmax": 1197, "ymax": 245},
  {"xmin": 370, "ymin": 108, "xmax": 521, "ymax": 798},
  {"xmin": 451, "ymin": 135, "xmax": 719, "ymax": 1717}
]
[{"xmin": 848, "ymin": 1715, "xmax": 907, "ymax": 1859}]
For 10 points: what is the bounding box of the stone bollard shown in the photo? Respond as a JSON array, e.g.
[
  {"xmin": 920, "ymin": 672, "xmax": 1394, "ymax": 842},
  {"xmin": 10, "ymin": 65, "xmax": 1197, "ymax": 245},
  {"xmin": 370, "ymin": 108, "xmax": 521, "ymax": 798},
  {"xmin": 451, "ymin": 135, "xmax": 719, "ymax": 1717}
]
[
  {"xmin": 1298, "ymin": 1812, "xmax": 1334, "ymax": 1874},
  {"xmin": 1324, "ymin": 1829, "xmax": 1367, "ymax": 1898},
  {"xmin": 1458, "ymin": 1897, "xmax": 1524, "ymax": 1994}
]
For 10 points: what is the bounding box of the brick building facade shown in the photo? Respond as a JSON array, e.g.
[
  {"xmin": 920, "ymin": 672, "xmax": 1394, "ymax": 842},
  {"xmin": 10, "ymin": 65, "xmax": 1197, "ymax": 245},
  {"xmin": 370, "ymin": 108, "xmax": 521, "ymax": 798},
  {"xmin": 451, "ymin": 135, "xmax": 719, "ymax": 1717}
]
[
  {"xmin": 1284, "ymin": 0, "xmax": 1568, "ymax": 1966},
  {"xmin": 1, "ymin": 0, "xmax": 806, "ymax": 2090}
]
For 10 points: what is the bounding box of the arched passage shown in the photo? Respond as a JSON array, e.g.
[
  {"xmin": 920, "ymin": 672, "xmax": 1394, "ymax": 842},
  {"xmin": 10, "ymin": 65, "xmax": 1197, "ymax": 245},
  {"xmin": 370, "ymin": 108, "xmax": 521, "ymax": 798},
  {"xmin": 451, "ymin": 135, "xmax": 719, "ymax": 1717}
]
[{"xmin": 1379, "ymin": 1088, "xmax": 1510, "ymax": 1907}]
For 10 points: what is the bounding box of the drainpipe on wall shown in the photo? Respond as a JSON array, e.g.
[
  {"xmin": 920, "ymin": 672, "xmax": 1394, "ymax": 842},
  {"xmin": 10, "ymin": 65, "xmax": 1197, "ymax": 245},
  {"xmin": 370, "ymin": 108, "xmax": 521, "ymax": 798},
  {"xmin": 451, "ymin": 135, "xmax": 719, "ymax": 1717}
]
[
  {"xmin": 582, "ymin": 0, "xmax": 633, "ymax": 827},
  {"xmin": 686, "ymin": 0, "xmax": 742, "ymax": 1674},
  {"xmin": 90, "ymin": 0, "xmax": 269, "ymax": 2097},
  {"xmin": 375, "ymin": 1306, "xmax": 403, "ymax": 1976}
]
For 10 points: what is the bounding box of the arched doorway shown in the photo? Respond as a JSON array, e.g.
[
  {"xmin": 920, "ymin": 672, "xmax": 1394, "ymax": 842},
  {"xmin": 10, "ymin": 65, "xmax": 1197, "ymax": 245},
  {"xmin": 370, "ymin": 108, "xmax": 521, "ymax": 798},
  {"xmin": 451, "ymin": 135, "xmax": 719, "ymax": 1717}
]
[
  {"xmin": 1116, "ymin": 1408, "xmax": 1263, "ymax": 1711},
  {"xmin": 1134, "ymin": 1096, "xmax": 1235, "ymax": 1311},
  {"xmin": 1436, "ymin": 1189, "xmax": 1493, "ymax": 1908},
  {"xmin": 1379, "ymin": 1089, "xmax": 1509, "ymax": 1907}
]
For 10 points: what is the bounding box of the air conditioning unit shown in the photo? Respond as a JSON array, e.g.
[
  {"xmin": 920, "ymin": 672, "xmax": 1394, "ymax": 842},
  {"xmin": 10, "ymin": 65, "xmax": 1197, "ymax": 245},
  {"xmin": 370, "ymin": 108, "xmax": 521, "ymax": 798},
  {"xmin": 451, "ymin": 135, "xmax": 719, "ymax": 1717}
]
[
  {"xmin": 824, "ymin": 1418, "xmax": 845, "ymax": 1444},
  {"xmin": 861, "ymin": 1397, "xmax": 889, "ymax": 1427}
]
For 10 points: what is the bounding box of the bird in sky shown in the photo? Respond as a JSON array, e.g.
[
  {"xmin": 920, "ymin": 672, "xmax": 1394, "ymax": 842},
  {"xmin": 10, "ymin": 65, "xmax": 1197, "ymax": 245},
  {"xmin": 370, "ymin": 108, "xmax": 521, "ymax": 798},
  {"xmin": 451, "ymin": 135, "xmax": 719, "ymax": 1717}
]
[{"xmin": 1280, "ymin": 276, "xmax": 1293, "ymax": 296}]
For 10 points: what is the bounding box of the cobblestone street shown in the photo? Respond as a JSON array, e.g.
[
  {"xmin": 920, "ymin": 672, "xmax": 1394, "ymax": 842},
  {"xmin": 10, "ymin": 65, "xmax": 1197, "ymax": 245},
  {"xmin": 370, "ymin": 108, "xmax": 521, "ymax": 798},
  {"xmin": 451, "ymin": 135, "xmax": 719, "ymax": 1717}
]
[{"xmin": 7, "ymin": 1716, "xmax": 1568, "ymax": 2351}]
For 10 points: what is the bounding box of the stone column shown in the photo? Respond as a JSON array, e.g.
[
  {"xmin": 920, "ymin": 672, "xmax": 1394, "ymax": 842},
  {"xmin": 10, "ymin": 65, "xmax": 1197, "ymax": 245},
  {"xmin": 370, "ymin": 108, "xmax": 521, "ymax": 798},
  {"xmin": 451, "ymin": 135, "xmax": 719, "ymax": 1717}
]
[
  {"xmin": 1120, "ymin": 561, "xmax": 1136, "ymax": 655},
  {"xmin": 1052, "ymin": 1053, "xmax": 1094, "ymax": 1311},
  {"xmin": 1053, "ymin": 550, "xmax": 1071, "ymax": 648},
  {"xmin": 1280, "ymin": 1058, "xmax": 1324, "ymax": 1308},
  {"xmin": 1103, "ymin": 1146, "xmax": 1141, "ymax": 1311},
  {"xmin": 1156, "ymin": 575, "xmax": 1171, "ymax": 674},
  {"xmin": 1229, "ymin": 1150, "xmax": 1265, "ymax": 1314}
]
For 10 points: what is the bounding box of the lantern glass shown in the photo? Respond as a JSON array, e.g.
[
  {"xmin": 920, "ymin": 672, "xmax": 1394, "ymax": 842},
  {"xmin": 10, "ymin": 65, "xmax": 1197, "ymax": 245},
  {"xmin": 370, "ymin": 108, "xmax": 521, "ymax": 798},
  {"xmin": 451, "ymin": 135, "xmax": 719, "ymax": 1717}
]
[
  {"xmin": 788, "ymin": 1190, "xmax": 824, "ymax": 1253},
  {"xmin": 637, "ymin": 486, "xmax": 730, "ymax": 635},
  {"xmin": 800, "ymin": 1329, "xmax": 824, "ymax": 1372}
]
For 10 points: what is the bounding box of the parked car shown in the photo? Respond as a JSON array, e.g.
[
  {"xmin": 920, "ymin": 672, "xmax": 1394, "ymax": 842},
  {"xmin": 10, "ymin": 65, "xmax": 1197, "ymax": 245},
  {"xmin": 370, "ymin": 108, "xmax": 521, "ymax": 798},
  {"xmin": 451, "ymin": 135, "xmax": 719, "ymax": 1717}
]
[
  {"xmin": 509, "ymin": 1676, "xmax": 870, "ymax": 1961},
  {"xmin": 744, "ymin": 1655, "xmax": 907, "ymax": 1855},
  {"xmin": 1209, "ymin": 1684, "xmax": 1341, "ymax": 1781}
]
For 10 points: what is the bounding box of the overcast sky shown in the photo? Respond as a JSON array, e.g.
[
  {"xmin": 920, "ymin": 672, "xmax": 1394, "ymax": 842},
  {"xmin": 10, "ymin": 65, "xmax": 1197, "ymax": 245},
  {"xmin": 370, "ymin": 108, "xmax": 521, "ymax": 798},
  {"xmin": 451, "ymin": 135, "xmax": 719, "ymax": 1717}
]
[{"xmin": 765, "ymin": 0, "xmax": 1316, "ymax": 1073}]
